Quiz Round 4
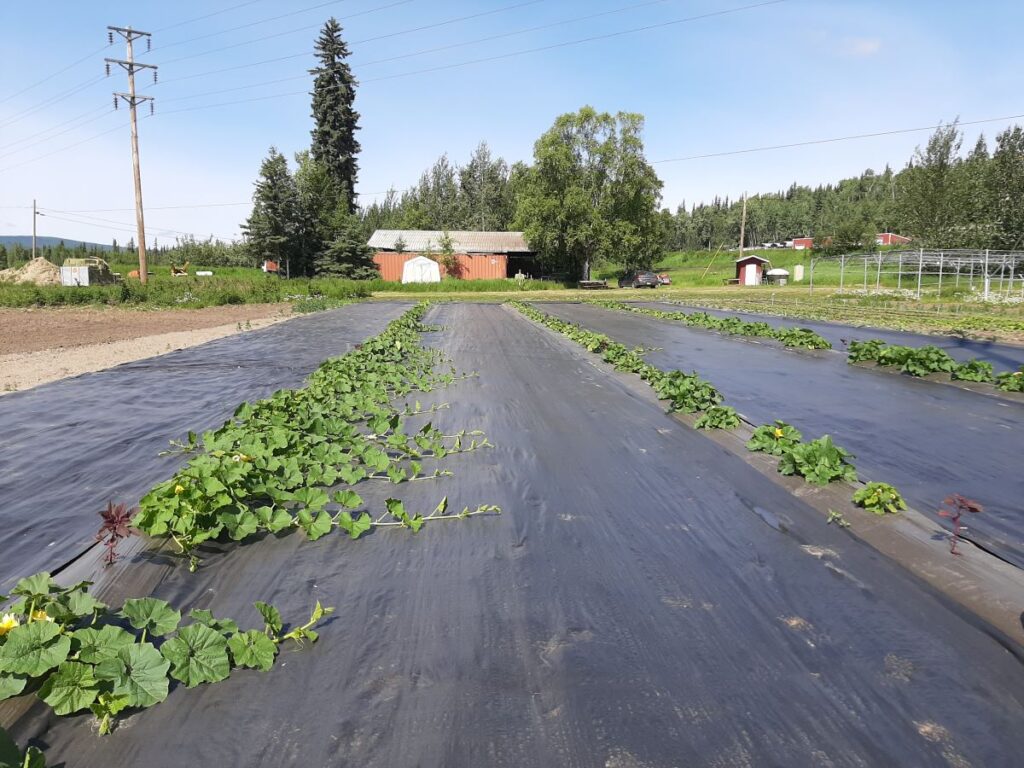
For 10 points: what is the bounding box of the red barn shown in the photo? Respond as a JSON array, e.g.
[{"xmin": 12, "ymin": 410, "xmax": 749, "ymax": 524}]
[
  {"xmin": 367, "ymin": 230, "xmax": 536, "ymax": 281},
  {"xmin": 876, "ymin": 232, "xmax": 912, "ymax": 246},
  {"xmin": 792, "ymin": 237, "xmax": 814, "ymax": 250}
]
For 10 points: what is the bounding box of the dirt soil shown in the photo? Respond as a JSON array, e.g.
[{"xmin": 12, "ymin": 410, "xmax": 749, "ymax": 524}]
[{"xmin": 0, "ymin": 303, "xmax": 294, "ymax": 393}]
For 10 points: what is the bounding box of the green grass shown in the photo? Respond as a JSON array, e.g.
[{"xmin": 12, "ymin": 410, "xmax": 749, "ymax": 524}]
[
  {"xmin": 365, "ymin": 277, "xmax": 565, "ymax": 293},
  {"xmin": 0, "ymin": 268, "xmax": 370, "ymax": 308}
]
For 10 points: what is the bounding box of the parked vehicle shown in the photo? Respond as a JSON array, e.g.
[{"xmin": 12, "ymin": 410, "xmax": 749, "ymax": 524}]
[
  {"xmin": 618, "ymin": 271, "xmax": 660, "ymax": 288},
  {"xmin": 657, "ymin": 273, "xmax": 672, "ymax": 285}
]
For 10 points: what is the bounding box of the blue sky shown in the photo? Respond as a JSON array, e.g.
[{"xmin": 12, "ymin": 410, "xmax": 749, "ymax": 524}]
[{"xmin": 1, "ymin": 0, "xmax": 1022, "ymax": 245}]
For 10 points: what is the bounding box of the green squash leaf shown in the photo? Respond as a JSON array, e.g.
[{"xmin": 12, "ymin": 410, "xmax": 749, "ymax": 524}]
[
  {"xmin": 188, "ymin": 610, "xmax": 239, "ymax": 637},
  {"xmin": 0, "ymin": 673, "xmax": 27, "ymax": 702},
  {"xmin": 119, "ymin": 598, "xmax": 181, "ymax": 637},
  {"xmin": 0, "ymin": 621, "xmax": 71, "ymax": 677},
  {"xmin": 296, "ymin": 509, "xmax": 333, "ymax": 541},
  {"xmin": 227, "ymin": 630, "xmax": 277, "ymax": 672},
  {"xmin": 39, "ymin": 661, "xmax": 99, "ymax": 715},
  {"xmin": 254, "ymin": 505, "xmax": 294, "ymax": 533},
  {"xmin": 332, "ymin": 489, "xmax": 362, "ymax": 509},
  {"xmin": 94, "ymin": 642, "xmax": 169, "ymax": 709},
  {"xmin": 160, "ymin": 623, "xmax": 230, "ymax": 688},
  {"xmin": 72, "ymin": 625, "xmax": 136, "ymax": 664},
  {"xmin": 254, "ymin": 602, "xmax": 282, "ymax": 635},
  {"xmin": 10, "ymin": 572, "xmax": 57, "ymax": 599}
]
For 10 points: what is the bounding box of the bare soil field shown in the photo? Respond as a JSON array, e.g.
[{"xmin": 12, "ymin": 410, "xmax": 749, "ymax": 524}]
[
  {"xmin": 0, "ymin": 304, "xmax": 294, "ymax": 393},
  {"xmin": 0, "ymin": 303, "xmax": 291, "ymax": 355}
]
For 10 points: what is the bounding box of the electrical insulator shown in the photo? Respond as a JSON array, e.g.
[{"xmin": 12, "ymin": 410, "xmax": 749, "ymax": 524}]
[
  {"xmin": 147, "ymin": 37, "xmax": 151, "ymax": 52},
  {"xmin": 153, "ymin": 70, "xmax": 158, "ymax": 84},
  {"xmin": 105, "ymin": 62, "xmax": 111, "ymax": 76},
  {"xmin": 150, "ymin": 101, "xmax": 155, "ymax": 116},
  {"xmin": 108, "ymin": 31, "xmax": 114, "ymax": 44},
  {"xmin": 113, "ymin": 96, "xmax": 119, "ymax": 111}
]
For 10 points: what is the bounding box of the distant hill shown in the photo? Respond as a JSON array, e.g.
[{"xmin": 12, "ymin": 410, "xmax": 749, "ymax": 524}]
[{"xmin": 0, "ymin": 235, "xmax": 113, "ymax": 251}]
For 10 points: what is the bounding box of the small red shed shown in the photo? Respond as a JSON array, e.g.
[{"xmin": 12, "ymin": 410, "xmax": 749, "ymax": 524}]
[
  {"xmin": 735, "ymin": 255, "xmax": 771, "ymax": 286},
  {"xmin": 792, "ymin": 237, "xmax": 814, "ymax": 250}
]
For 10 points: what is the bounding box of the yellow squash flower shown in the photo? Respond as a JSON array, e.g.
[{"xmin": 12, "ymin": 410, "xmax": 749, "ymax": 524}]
[
  {"xmin": 174, "ymin": 484, "xmax": 185, "ymax": 495},
  {"xmin": 774, "ymin": 428, "xmax": 785, "ymax": 438},
  {"xmin": 31, "ymin": 610, "xmax": 54, "ymax": 623},
  {"xmin": 0, "ymin": 613, "xmax": 19, "ymax": 636}
]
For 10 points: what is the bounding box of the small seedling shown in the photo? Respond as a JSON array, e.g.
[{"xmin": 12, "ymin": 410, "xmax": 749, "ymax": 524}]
[
  {"xmin": 826, "ymin": 510, "xmax": 851, "ymax": 528},
  {"xmin": 852, "ymin": 482, "xmax": 907, "ymax": 516},
  {"xmin": 938, "ymin": 494, "xmax": 984, "ymax": 555},
  {"xmin": 96, "ymin": 502, "xmax": 137, "ymax": 566}
]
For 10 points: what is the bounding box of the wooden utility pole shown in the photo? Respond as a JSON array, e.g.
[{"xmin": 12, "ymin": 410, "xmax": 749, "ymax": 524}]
[
  {"xmin": 106, "ymin": 26, "xmax": 157, "ymax": 284},
  {"xmin": 32, "ymin": 199, "xmax": 37, "ymax": 259},
  {"xmin": 738, "ymin": 194, "xmax": 748, "ymax": 260}
]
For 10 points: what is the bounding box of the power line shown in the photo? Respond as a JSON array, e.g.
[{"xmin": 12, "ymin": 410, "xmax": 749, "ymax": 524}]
[
  {"xmin": 0, "ymin": 104, "xmax": 110, "ymax": 153},
  {"xmin": 158, "ymin": 0, "xmax": 677, "ymax": 104},
  {"xmin": 0, "ymin": 108, "xmax": 115, "ymax": 159},
  {"xmin": 54, "ymin": 202, "xmax": 252, "ymax": 213},
  {"xmin": 40, "ymin": 209, "xmax": 236, "ymax": 241},
  {"xmin": 0, "ymin": 122, "xmax": 127, "ymax": 174},
  {"xmin": 0, "ymin": 44, "xmax": 112, "ymax": 106},
  {"xmin": 148, "ymin": 0, "xmax": 355, "ymax": 54},
  {"xmin": 155, "ymin": 0, "xmax": 785, "ymax": 116},
  {"xmin": 650, "ymin": 113, "xmax": 1024, "ymax": 164},
  {"xmin": 156, "ymin": 0, "xmax": 413, "ymax": 67},
  {"xmin": 153, "ymin": 0, "xmax": 274, "ymax": 33},
  {"xmin": 154, "ymin": 0, "xmax": 544, "ymax": 87},
  {"xmin": 0, "ymin": 75, "xmax": 107, "ymax": 131}
]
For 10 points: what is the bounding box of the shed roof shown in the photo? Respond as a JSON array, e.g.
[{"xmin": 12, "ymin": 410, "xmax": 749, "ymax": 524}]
[
  {"xmin": 368, "ymin": 230, "xmax": 531, "ymax": 254},
  {"xmin": 734, "ymin": 254, "xmax": 771, "ymax": 263}
]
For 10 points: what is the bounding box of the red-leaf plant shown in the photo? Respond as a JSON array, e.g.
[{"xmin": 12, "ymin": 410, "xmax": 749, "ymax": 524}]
[
  {"xmin": 938, "ymin": 494, "xmax": 984, "ymax": 555},
  {"xmin": 97, "ymin": 501, "xmax": 138, "ymax": 565}
]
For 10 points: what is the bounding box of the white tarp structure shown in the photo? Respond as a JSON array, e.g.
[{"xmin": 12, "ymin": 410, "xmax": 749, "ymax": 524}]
[{"xmin": 401, "ymin": 255, "xmax": 441, "ymax": 284}]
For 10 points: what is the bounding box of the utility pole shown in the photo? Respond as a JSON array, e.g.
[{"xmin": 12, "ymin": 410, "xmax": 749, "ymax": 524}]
[
  {"xmin": 32, "ymin": 199, "xmax": 37, "ymax": 259},
  {"xmin": 738, "ymin": 194, "xmax": 748, "ymax": 260},
  {"xmin": 106, "ymin": 26, "xmax": 157, "ymax": 284}
]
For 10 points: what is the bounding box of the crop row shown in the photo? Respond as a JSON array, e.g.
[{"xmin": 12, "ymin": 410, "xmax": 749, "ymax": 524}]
[
  {"xmin": 848, "ymin": 339, "xmax": 1024, "ymax": 390},
  {"xmin": 0, "ymin": 573, "xmax": 331, "ymax": 738},
  {"xmin": 135, "ymin": 302, "xmax": 500, "ymax": 570},
  {"xmin": 1, "ymin": 302, "xmax": 502, "ymax": 749},
  {"xmin": 587, "ymin": 300, "xmax": 833, "ymax": 350},
  {"xmin": 511, "ymin": 302, "xmax": 907, "ymax": 516}
]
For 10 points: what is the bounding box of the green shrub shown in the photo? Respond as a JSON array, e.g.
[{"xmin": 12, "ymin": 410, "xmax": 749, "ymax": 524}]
[
  {"xmin": 778, "ymin": 435, "xmax": 857, "ymax": 486},
  {"xmin": 747, "ymin": 420, "xmax": 803, "ymax": 455},
  {"xmin": 650, "ymin": 370, "xmax": 722, "ymax": 413},
  {"xmin": 773, "ymin": 327, "xmax": 832, "ymax": 350},
  {"xmin": 852, "ymin": 482, "xmax": 907, "ymax": 515}
]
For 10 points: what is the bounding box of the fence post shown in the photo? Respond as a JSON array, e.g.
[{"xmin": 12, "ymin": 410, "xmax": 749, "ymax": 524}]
[
  {"xmin": 984, "ymin": 249, "xmax": 990, "ymax": 299},
  {"xmin": 937, "ymin": 251, "xmax": 944, "ymax": 296},
  {"xmin": 876, "ymin": 253, "xmax": 882, "ymax": 289},
  {"xmin": 897, "ymin": 252, "xmax": 903, "ymax": 290},
  {"xmin": 839, "ymin": 254, "xmax": 845, "ymax": 293},
  {"xmin": 916, "ymin": 248, "xmax": 924, "ymax": 299},
  {"xmin": 863, "ymin": 257, "xmax": 868, "ymax": 290}
]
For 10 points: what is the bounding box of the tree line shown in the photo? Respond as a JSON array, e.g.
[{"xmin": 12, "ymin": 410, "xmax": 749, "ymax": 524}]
[
  {"xmin": 0, "ymin": 236, "xmax": 246, "ymax": 271},
  {"xmin": 661, "ymin": 122, "xmax": 1024, "ymax": 254}
]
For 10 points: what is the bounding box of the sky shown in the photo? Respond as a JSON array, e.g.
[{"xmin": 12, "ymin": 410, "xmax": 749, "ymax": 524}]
[{"xmin": 1, "ymin": 0, "xmax": 1023, "ymax": 246}]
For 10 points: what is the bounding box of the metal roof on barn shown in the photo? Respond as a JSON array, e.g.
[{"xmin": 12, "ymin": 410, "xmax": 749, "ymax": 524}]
[{"xmin": 367, "ymin": 230, "xmax": 531, "ymax": 254}]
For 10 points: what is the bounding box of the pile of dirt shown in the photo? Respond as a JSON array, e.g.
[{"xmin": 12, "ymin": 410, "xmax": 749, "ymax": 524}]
[{"xmin": 0, "ymin": 257, "xmax": 61, "ymax": 286}]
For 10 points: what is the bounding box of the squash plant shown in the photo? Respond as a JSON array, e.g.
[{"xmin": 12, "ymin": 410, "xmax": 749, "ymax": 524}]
[
  {"xmin": 0, "ymin": 726, "xmax": 45, "ymax": 768},
  {"xmin": 134, "ymin": 303, "xmax": 500, "ymax": 569},
  {"xmin": 996, "ymin": 366, "xmax": 1024, "ymax": 392},
  {"xmin": 747, "ymin": 420, "xmax": 803, "ymax": 455},
  {"xmin": 0, "ymin": 573, "xmax": 331, "ymax": 736},
  {"xmin": 851, "ymin": 482, "xmax": 907, "ymax": 515},
  {"xmin": 587, "ymin": 300, "xmax": 831, "ymax": 350},
  {"xmin": 777, "ymin": 435, "xmax": 857, "ymax": 486},
  {"xmin": 693, "ymin": 405, "xmax": 741, "ymax": 430},
  {"xmin": 952, "ymin": 359, "xmax": 995, "ymax": 383}
]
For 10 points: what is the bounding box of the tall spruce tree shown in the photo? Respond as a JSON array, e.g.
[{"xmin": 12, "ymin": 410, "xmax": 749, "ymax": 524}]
[
  {"xmin": 313, "ymin": 214, "xmax": 379, "ymax": 279},
  {"xmin": 310, "ymin": 18, "xmax": 360, "ymax": 215},
  {"xmin": 242, "ymin": 147, "xmax": 301, "ymax": 275}
]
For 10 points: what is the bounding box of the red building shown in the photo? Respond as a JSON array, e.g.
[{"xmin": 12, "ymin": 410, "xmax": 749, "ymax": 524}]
[
  {"xmin": 876, "ymin": 232, "xmax": 912, "ymax": 246},
  {"xmin": 734, "ymin": 255, "xmax": 771, "ymax": 286},
  {"xmin": 367, "ymin": 230, "xmax": 536, "ymax": 281},
  {"xmin": 792, "ymin": 237, "xmax": 814, "ymax": 250}
]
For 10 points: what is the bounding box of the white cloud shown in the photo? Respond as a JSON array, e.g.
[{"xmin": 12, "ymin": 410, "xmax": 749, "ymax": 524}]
[{"xmin": 841, "ymin": 37, "xmax": 883, "ymax": 57}]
